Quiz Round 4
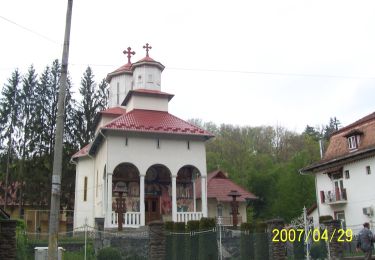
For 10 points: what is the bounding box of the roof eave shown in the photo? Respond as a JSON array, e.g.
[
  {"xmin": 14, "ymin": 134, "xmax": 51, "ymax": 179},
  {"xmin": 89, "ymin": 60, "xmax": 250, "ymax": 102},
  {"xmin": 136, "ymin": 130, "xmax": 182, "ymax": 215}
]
[{"xmin": 300, "ymin": 146, "xmax": 375, "ymax": 174}]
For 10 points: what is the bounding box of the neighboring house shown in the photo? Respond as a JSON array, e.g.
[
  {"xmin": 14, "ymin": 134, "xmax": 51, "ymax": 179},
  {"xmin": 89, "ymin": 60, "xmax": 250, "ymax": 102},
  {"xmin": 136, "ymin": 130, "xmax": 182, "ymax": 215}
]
[
  {"xmin": 301, "ymin": 112, "xmax": 375, "ymax": 233},
  {"xmin": 71, "ymin": 45, "xmax": 214, "ymax": 229},
  {"xmin": 196, "ymin": 170, "xmax": 257, "ymax": 225},
  {"xmin": 0, "ymin": 182, "xmax": 72, "ymax": 233}
]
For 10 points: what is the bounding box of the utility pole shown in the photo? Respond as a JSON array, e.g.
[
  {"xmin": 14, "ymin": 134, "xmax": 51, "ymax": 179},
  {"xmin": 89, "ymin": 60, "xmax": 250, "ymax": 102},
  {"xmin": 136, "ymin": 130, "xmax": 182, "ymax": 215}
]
[{"xmin": 48, "ymin": 0, "xmax": 73, "ymax": 259}]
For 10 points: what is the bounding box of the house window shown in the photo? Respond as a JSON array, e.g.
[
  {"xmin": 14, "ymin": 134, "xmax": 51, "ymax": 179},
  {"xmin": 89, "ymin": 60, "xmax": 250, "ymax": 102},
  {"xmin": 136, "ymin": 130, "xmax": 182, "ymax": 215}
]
[
  {"xmin": 83, "ymin": 177, "xmax": 88, "ymax": 201},
  {"xmin": 366, "ymin": 166, "xmax": 371, "ymax": 175},
  {"xmin": 157, "ymin": 139, "xmax": 160, "ymax": 149},
  {"xmin": 187, "ymin": 141, "xmax": 190, "ymax": 150},
  {"xmin": 125, "ymin": 137, "xmax": 128, "ymax": 146},
  {"xmin": 334, "ymin": 211, "xmax": 346, "ymax": 229},
  {"xmin": 345, "ymin": 170, "xmax": 350, "ymax": 179},
  {"xmin": 347, "ymin": 135, "xmax": 360, "ymax": 150}
]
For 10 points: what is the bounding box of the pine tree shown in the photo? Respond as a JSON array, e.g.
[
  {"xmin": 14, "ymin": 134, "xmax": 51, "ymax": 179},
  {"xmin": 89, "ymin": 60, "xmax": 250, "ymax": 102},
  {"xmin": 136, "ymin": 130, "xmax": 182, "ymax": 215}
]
[
  {"xmin": 0, "ymin": 69, "xmax": 21, "ymax": 209},
  {"xmin": 97, "ymin": 79, "xmax": 108, "ymax": 111},
  {"xmin": 76, "ymin": 66, "xmax": 100, "ymax": 147}
]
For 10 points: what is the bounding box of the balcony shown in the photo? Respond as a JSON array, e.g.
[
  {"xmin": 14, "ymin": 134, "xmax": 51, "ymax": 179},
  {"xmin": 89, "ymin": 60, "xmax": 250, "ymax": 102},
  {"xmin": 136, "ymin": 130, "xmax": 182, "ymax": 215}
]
[{"xmin": 320, "ymin": 188, "xmax": 347, "ymax": 205}]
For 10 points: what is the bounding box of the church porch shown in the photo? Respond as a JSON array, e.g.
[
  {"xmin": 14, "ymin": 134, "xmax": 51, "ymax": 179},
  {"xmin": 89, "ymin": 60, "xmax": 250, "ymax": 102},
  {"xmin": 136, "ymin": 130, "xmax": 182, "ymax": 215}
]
[{"xmin": 106, "ymin": 163, "xmax": 207, "ymax": 229}]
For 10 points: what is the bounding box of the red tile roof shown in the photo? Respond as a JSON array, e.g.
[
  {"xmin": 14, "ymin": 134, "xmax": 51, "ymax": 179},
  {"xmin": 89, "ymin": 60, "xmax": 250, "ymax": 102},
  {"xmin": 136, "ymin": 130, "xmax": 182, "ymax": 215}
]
[
  {"xmin": 132, "ymin": 56, "xmax": 165, "ymax": 71},
  {"xmin": 195, "ymin": 170, "xmax": 257, "ymax": 202},
  {"xmin": 106, "ymin": 62, "xmax": 132, "ymax": 82},
  {"xmin": 103, "ymin": 109, "xmax": 213, "ymax": 138},
  {"xmin": 72, "ymin": 144, "xmax": 91, "ymax": 159},
  {"xmin": 122, "ymin": 89, "xmax": 174, "ymax": 106},
  {"xmin": 301, "ymin": 111, "xmax": 375, "ymax": 173},
  {"xmin": 99, "ymin": 107, "xmax": 127, "ymax": 116}
]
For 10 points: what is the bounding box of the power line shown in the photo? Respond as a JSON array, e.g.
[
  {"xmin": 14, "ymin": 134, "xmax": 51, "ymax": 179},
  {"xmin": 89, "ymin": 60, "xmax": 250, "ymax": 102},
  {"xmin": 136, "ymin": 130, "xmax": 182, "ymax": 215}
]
[{"xmin": 0, "ymin": 15, "xmax": 61, "ymax": 45}]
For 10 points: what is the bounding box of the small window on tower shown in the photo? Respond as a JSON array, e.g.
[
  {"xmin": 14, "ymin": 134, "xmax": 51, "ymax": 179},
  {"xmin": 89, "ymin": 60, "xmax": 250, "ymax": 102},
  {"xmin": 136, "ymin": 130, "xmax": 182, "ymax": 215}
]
[
  {"xmin": 125, "ymin": 137, "xmax": 128, "ymax": 146},
  {"xmin": 157, "ymin": 139, "xmax": 160, "ymax": 149},
  {"xmin": 345, "ymin": 170, "xmax": 350, "ymax": 179},
  {"xmin": 366, "ymin": 166, "xmax": 371, "ymax": 175},
  {"xmin": 147, "ymin": 74, "xmax": 153, "ymax": 83}
]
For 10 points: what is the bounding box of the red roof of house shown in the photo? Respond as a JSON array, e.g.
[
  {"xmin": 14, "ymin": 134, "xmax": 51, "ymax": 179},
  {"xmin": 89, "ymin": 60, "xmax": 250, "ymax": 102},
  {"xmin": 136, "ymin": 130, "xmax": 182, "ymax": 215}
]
[
  {"xmin": 103, "ymin": 109, "xmax": 213, "ymax": 137},
  {"xmin": 72, "ymin": 144, "xmax": 91, "ymax": 159},
  {"xmin": 301, "ymin": 111, "xmax": 375, "ymax": 172},
  {"xmin": 99, "ymin": 107, "xmax": 127, "ymax": 116},
  {"xmin": 122, "ymin": 89, "xmax": 174, "ymax": 106},
  {"xmin": 195, "ymin": 170, "xmax": 257, "ymax": 202}
]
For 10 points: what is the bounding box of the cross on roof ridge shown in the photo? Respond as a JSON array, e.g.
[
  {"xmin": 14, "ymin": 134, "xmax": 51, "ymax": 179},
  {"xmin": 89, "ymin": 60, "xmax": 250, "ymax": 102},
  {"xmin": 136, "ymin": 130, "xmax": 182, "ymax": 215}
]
[
  {"xmin": 123, "ymin": 47, "xmax": 135, "ymax": 64},
  {"xmin": 143, "ymin": 43, "xmax": 152, "ymax": 57}
]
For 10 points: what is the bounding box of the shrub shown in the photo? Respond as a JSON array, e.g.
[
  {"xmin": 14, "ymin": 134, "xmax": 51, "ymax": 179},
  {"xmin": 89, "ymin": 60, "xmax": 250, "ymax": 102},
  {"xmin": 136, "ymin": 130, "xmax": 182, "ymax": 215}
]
[
  {"xmin": 240, "ymin": 222, "xmax": 254, "ymax": 232},
  {"xmin": 165, "ymin": 221, "xmax": 174, "ymax": 231},
  {"xmin": 97, "ymin": 247, "xmax": 122, "ymax": 260},
  {"xmin": 199, "ymin": 218, "xmax": 216, "ymax": 230},
  {"xmin": 173, "ymin": 222, "xmax": 186, "ymax": 232},
  {"xmin": 187, "ymin": 220, "xmax": 200, "ymax": 232}
]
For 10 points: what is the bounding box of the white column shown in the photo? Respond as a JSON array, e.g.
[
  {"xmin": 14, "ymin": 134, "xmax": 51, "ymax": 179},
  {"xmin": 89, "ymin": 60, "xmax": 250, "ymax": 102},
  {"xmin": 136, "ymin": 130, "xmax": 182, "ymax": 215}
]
[
  {"xmin": 193, "ymin": 177, "xmax": 196, "ymax": 212},
  {"xmin": 201, "ymin": 176, "xmax": 207, "ymax": 217},
  {"xmin": 140, "ymin": 175, "xmax": 145, "ymax": 226},
  {"xmin": 172, "ymin": 176, "xmax": 177, "ymax": 222},
  {"xmin": 106, "ymin": 173, "xmax": 113, "ymax": 227}
]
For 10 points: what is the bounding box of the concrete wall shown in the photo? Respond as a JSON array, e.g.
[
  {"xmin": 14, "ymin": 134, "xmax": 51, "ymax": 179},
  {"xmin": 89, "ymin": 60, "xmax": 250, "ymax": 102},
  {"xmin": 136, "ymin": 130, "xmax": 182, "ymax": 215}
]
[
  {"xmin": 316, "ymin": 156, "xmax": 375, "ymax": 232},
  {"xmin": 73, "ymin": 157, "xmax": 95, "ymax": 228},
  {"xmin": 133, "ymin": 65, "xmax": 161, "ymax": 90},
  {"xmin": 108, "ymin": 74, "xmax": 133, "ymax": 107},
  {"xmin": 126, "ymin": 95, "xmax": 168, "ymax": 112},
  {"xmin": 106, "ymin": 133, "xmax": 207, "ymax": 177}
]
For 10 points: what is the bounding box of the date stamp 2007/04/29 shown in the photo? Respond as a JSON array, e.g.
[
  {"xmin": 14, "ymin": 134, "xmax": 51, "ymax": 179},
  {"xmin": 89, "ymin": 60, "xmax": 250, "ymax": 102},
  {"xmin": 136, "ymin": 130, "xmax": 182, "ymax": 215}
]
[{"xmin": 272, "ymin": 228, "xmax": 353, "ymax": 243}]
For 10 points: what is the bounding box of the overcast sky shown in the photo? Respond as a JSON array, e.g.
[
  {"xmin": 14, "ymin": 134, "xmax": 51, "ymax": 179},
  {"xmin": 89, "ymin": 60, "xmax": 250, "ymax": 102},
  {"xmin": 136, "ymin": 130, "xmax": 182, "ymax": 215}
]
[{"xmin": 1, "ymin": 0, "xmax": 375, "ymax": 133}]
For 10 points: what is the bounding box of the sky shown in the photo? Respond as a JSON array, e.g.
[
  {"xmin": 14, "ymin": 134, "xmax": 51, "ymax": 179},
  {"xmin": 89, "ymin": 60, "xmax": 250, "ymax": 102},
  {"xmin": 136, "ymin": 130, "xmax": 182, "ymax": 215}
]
[{"xmin": 1, "ymin": 0, "xmax": 375, "ymax": 133}]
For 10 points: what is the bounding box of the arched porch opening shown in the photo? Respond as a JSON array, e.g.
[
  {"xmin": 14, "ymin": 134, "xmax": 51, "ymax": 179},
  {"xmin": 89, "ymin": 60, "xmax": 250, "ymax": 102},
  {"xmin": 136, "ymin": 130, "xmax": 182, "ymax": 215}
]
[
  {"xmin": 145, "ymin": 164, "xmax": 172, "ymax": 224},
  {"xmin": 111, "ymin": 162, "xmax": 141, "ymax": 228},
  {"xmin": 176, "ymin": 165, "xmax": 203, "ymax": 223}
]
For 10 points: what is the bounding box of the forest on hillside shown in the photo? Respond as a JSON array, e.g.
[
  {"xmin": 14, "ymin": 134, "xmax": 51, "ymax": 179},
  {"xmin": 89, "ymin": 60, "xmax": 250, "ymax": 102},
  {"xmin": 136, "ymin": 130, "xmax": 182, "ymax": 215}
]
[{"xmin": 0, "ymin": 60, "xmax": 341, "ymax": 222}]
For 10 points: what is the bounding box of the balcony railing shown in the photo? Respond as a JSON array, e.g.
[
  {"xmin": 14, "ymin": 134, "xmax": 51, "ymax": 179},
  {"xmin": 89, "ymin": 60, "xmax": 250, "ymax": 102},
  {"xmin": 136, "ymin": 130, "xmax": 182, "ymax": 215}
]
[
  {"xmin": 320, "ymin": 188, "xmax": 347, "ymax": 204},
  {"xmin": 110, "ymin": 211, "xmax": 141, "ymax": 228},
  {"xmin": 176, "ymin": 212, "xmax": 203, "ymax": 223}
]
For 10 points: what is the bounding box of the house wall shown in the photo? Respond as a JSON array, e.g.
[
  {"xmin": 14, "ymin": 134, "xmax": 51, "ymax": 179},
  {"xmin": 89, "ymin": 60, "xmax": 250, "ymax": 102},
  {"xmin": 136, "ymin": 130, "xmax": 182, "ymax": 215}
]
[
  {"xmin": 316, "ymin": 156, "xmax": 375, "ymax": 232},
  {"xmin": 207, "ymin": 198, "xmax": 247, "ymax": 223},
  {"xmin": 126, "ymin": 95, "xmax": 168, "ymax": 112},
  {"xmin": 73, "ymin": 157, "xmax": 95, "ymax": 228},
  {"xmin": 107, "ymin": 133, "xmax": 207, "ymax": 177}
]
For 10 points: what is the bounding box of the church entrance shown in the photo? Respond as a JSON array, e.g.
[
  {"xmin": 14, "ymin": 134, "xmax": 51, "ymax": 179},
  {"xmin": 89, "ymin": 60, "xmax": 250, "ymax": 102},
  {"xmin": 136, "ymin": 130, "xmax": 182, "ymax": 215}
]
[{"xmin": 145, "ymin": 195, "xmax": 161, "ymax": 224}]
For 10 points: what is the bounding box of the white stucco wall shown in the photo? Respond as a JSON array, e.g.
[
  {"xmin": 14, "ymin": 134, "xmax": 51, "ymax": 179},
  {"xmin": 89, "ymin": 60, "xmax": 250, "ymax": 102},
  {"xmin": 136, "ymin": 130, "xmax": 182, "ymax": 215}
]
[
  {"xmin": 73, "ymin": 157, "xmax": 95, "ymax": 228},
  {"xmin": 126, "ymin": 95, "xmax": 168, "ymax": 112},
  {"xmin": 133, "ymin": 65, "xmax": 161, "ymax": 90},
  {"xmin": 93, "ymin": 138, "xmax": 108, "ymax": 219},
  {"xmin": 108, "ymin": 74, "xmax": 133, "ymax": 107},
  {"xmin": 106, "ymin": 133, "xmax": 207, "ymax": 177},
  {"xmin": 316, "ymin": 156, "xmax": 375, "ymax": 232}
]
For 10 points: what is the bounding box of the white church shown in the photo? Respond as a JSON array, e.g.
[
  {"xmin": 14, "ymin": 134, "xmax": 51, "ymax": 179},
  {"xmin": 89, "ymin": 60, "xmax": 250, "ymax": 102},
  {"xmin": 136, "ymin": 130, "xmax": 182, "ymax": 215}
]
[{"xmin": 71, "ymin": 44, "xmax": 213, "ymax": 229}]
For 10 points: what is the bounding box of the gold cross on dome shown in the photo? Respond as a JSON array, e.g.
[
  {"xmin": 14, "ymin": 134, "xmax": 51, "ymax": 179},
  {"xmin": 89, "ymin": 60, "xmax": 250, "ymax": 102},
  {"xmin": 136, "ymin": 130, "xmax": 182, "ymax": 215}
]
[{"xmin": 123, "ymin": 47, "xmax": 135, "ymax": 64}]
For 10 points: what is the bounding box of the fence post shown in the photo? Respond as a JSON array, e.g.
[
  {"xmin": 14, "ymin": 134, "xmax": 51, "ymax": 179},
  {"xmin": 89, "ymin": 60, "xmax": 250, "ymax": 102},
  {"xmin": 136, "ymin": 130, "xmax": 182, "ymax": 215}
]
[
  {"xmin": 0, "ymin": 219, "xmax": 17, "ymax": 259},
  {"xmin": 266, "ymin": 218, "xmax": 286, "ymax": 260},
  {"xmin": 149, "ymin": 220, "xmax": 166, "ymax": 260},
  {"xmin": 325, "ymin": 220, "xmax": 343, "ymax": 260}
]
